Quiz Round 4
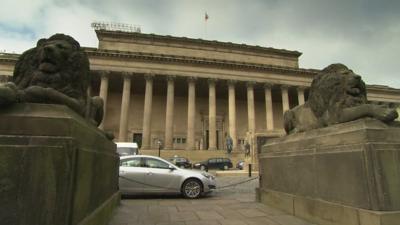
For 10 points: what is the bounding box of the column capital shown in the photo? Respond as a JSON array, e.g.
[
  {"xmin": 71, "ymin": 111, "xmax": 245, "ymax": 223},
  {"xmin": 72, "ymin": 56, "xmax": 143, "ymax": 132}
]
[
  {"xmin": 208, "ymin": 78, "xmax": 218, "ymax": 85},
  {"xmin": 121, "ymin": 72, "xmax": 132, "ymax": 79},
  {"xmin": 187, "ymin": 76, "xmax": 197, "ymax": 83},
  {"xmin": 297, "ymin": 86, "xmax": 307, "ymax": 91},
  {"xmin": 246, "ymin": 81, "xmax": 256, "ymax": 88},
  {"xmin": 227, "ymin": 79, "xmax": 237, "ymax": 86},
  {"xmin": 144, "ymin": 74, "xmax": 155, "ymax": 81},
  {"xmin": 100, "ymin": 70, "xmax": 110, "ymax": 78},
  {"xmin": 280, "ymin": 84, "xmax": 290, "ymax": 90},
  {"xmin": 264, "ymin": 82, "xmax": 274, "ymax": 89},
  {"xmin": 166, "ymin": 75, "xmax": 176, "ymax": 82}
]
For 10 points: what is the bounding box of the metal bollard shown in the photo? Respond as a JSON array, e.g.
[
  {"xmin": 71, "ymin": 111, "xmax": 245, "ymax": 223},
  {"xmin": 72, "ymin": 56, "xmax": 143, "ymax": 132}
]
[{"xmin": 248, "ymin": 164, "xmax": 252, "ymax": 177}]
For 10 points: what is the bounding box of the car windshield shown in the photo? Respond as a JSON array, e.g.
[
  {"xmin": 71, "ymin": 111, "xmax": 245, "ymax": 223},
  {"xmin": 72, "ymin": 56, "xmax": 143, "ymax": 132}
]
[{"xmin": 117, "ymin": 147, "xmax": 137, "ymax": 156}]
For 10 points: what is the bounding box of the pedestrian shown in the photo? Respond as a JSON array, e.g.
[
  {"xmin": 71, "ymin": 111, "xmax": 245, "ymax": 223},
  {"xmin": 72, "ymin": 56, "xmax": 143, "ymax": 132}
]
[
  {"xmin": 245, "ymin": 141, "xmax": 250, "ymax": 157},
  {"xmin": 226, "ymin": 135, "xmax": 233, "ymax": 154}
]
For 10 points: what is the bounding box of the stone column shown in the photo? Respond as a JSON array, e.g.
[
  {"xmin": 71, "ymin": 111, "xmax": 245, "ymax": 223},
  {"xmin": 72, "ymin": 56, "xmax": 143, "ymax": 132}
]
[
  {"xmin": 208, "ymin": 79, "xmax": 217, "ymax": 150},
  {"xmin": 164, "ymin": 76, "xmax": 175, "ymax": 150},
  {"xmin": 297, "ymin": 86, "xmax": 306, "ymax": 105},
  {"xmin": 228, "ymin": 80, "xmax": 237, "ymax": 150},
  {"xmin": 186, "ymin": 77, "xmax": 196, "ymax": 150},
  {"xmin": 264, "ymin": 83, "xmax": 274, "ymax": 131},
  {"xmin": 141, "ymin": 74, "xmax": 154, "ymax": 149},
  {"xmin": 247, "ymin": 81, "xmax": 256, "ymax": 134},
  {"xmin": 99, "ymin": 71, "xmax": 109, "ymax": 129},
  {"xmin": 118, "ymin": 73, "xmax": 131, "ymax": 142},
  {"xmin": 281, "ymin": 85, "xmax": 290, "ymax": 114}
]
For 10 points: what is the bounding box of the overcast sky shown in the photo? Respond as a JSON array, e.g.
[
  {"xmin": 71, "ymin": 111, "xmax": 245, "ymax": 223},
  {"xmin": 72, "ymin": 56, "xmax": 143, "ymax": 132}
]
[{"xmin": 1, "ymin": 0, "xmax": 399, "ymax": 88}]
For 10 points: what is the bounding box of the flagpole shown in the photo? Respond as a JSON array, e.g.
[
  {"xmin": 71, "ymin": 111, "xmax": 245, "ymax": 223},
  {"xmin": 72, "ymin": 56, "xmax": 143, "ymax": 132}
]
[{"xmin": 204, "ymin": 12, "xmax": 209, "ymax": 39}]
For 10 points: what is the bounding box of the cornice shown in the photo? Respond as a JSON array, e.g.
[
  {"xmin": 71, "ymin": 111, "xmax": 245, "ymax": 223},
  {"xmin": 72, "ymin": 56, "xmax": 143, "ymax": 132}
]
[
  {"xmin": 95, "ymin": 30, "xmax": 302, "ymax": 58},
  {"xmin": 84, "ymin": 48, "xmax": 317, "ymax": 76}
]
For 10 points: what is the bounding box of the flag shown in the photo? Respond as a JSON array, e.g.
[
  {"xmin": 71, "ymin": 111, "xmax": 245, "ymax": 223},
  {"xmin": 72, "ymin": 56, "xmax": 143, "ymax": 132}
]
[{"xmin": 205, "ymin": 12, "xmax": 209, "ymax": 21}]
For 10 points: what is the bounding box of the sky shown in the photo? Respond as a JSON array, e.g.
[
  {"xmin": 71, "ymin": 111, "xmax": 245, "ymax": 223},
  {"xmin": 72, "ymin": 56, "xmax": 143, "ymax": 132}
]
[{"xmin": 1, "ymin": 0, "xmax": 399, "ymax": 88}]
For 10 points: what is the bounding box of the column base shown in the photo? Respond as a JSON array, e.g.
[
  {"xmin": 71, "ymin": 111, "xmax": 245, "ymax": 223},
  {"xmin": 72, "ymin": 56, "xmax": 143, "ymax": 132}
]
[{"xmin": 208, "ymin": 147, "xmax": 217, "ymax": 151}]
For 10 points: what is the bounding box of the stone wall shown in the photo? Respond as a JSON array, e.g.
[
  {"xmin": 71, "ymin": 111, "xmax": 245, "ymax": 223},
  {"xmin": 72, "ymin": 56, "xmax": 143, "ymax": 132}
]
[
  {"xmin": 0, "ymin": 103, "xmax": 119, "ymax": 225},
  {"xmin": 258, "ymin": 118, "xmax": 400, "ymax": 225}
]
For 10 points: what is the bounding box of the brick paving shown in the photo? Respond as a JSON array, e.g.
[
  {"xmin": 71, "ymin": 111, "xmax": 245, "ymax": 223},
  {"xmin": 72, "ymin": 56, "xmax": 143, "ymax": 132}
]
[{"xmin": 109, "ymin": 176, "xmax": 316, "ymax": 225}]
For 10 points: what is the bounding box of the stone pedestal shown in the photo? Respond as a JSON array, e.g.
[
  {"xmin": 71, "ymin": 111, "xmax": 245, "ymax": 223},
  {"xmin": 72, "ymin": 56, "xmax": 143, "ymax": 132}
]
[
  {"xmin": 258, "ymin": 118, "xmax": 400, "ymax": 225},
  {"xmin": 0, "ymin": 103, "xmax": 119, "ymax": 225}
]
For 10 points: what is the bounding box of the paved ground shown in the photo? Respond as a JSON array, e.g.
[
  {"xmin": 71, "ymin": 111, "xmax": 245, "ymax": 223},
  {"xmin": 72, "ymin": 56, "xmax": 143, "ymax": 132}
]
[{"xmin": 109, "ymin": 176, "xmax": 316, "ymax": 225}]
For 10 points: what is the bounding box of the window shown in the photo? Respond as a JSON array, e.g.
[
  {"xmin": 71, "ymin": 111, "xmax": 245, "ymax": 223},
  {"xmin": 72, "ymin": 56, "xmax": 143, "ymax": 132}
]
[
  {"xmin": 120, "ymin": 158, "xmax": 141, "ymax": 167},
  {"xmin": 182, "ymin": 138, "xmax": 186, "ymax": 143},
  {"xmin": 209, "ymin": 158, "xmax": 217, "ymax": 163},
  {"xmin": 177, "ymin": 138, "xmax": 181, "ymax": 143},
  {"xmin": 144, "ymin": 158, "xmax": 170, "ymax": 169}
]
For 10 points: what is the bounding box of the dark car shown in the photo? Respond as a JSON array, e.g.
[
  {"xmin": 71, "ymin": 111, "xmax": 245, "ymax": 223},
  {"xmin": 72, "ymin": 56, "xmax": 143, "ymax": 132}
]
[
  {"xmin": 193, "ymin": 157, "xmax": 233, "ymax": 170},
  {"xmin": 168, "ymin": 156, "xmax": 192, "ymax": 169}
]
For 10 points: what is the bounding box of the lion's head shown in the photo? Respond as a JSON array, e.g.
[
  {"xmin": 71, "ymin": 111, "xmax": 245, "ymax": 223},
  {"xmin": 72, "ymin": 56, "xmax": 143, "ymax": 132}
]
[
  {"xmin": 308, "ymin": 63, "xmax": 367, "ymax": 119},
  {"xmin": 12, "ymin": 33, "xmax": 90, "ymax": 102}
]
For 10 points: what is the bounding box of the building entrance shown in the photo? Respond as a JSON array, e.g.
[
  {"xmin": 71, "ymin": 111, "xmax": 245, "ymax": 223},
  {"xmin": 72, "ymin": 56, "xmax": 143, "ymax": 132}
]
[
  {"xmin": 202, "ymin": 115, "xmax": 225, "ymax": 150},
  {"xmin": 133, "ymin": 133, "xmax": 142, "ymax": 149}
]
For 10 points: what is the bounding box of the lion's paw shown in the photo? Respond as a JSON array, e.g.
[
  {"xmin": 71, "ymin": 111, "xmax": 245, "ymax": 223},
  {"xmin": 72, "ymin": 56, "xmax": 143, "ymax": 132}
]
[
  {"xmin": 372, "ymin": 105, "xmax": 398, "ymax": 122},
  {"xmin": 0, "ymin": 83, "xmax": 17, "ymax": 106}
]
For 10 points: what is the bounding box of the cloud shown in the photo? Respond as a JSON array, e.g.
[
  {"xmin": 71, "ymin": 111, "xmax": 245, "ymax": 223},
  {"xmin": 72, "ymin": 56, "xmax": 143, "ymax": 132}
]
[{"xmin": 0, "ymin": 0, "xmax": 399, "ymax": 88}]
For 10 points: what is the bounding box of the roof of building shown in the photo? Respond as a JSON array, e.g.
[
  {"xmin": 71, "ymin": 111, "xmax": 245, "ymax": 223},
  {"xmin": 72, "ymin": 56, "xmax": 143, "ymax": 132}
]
[{"xmin": 94, "ymin": 29, "xmax": 303, "ymax": 58}]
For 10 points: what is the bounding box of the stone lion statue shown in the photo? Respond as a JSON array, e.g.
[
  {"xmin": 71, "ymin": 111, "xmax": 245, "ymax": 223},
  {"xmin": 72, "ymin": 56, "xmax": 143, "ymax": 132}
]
[
  {"xmin": 0, "ymin": 33, "xmax": 103, "ymax": 126},
  {"xmin": 284, "ymin": 63, "xmax": 398, "ymax": 134}
]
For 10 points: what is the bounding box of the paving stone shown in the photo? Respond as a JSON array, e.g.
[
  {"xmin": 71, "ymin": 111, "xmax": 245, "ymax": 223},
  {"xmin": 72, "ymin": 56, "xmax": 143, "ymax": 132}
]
[
  {"xmin": 169, "ymin": 211, "xmax": 198, "ymax": 222},
  {"xmin": 215, "ymin": 208, "xmax": 247, "ymax": 220},
  {"xmin": 195, "ymin": 210, "xmax": 225, "ymax": 220},
  {"xmin": 218, "ymin": 218, "xmax": 248, "ymax": 225},
  {"xmin": 108, "ymin": 176, "xmax": 314, "ymax": 225},
  {"xmin": 238, "ymin": 208, "xmax": 267, "ymax": 218},
  {"xmin": 184, "ymin": 219, "xmax": 221, "ymax": 225},
  {"xmin": 137, "ymin": 211, "xmax": 169, "ymax": 224},
  {"xmin": 270, "ymin": 215, "xmax": 316, "ymax": 225},
  {"xmin": 244, "ymin": 217, "xmax": 281, "ymax": 225}
]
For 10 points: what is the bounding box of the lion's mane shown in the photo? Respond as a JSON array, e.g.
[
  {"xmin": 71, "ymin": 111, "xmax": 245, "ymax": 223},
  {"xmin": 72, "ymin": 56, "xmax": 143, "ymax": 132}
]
[{"xmin": 12, "ymin": 33, "xmax": 90, "ymax": 104}]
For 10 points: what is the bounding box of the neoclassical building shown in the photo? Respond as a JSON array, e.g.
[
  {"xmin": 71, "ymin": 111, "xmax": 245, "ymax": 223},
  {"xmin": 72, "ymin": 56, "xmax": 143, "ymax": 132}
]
[{"xmin": 1, "ymin": 28, "xmax": 400, "ymax": 151}]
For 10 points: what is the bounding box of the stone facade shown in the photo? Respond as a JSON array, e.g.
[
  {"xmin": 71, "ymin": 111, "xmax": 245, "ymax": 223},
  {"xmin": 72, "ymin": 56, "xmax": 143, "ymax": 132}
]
[{"xmin": 1, "ymin": 31, "xmax": 400, "ymax": 150}]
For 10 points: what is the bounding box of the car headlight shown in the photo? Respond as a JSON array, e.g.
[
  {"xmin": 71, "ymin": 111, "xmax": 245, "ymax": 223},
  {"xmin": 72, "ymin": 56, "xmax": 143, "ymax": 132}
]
[{"xmin": 201, "ymin": 172, "xmax": 215, "ymax": 180}]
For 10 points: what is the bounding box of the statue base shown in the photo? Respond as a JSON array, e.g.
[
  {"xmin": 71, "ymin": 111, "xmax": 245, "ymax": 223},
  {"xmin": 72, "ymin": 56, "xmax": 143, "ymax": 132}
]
[
  {"xmin": 0, "ymin": 103, "xmax": 119, "ymax": 225},
  {"xmin": 258, "ymin": 118, "xmax": 400, "ymax": 225}
]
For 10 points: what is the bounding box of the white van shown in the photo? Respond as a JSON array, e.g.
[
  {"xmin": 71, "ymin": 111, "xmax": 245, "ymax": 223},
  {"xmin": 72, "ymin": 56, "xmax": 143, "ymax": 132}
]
[{"xmin": 116, "ymin": 142, "xmax": 139, "ymax": 156}]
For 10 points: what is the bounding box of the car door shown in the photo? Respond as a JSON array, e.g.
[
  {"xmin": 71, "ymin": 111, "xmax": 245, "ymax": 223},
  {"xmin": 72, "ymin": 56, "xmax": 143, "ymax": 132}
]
[
  {"xmin": 142, "ymin": 157, "xmax": 182, "ymax": 193},
  {"xmin": 119, "ymin": 157, "xmax": 146, "ymax": 194},
  {"xmin": 208, "ymin": 158, "xmax": 217, "ymax": 169}
]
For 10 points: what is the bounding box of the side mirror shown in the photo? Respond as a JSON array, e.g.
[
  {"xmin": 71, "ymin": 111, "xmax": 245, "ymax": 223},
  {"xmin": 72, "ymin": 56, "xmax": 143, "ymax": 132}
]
[{"xmin": 168, "ymin": 165, "xmax": 176, "ymax": 171}]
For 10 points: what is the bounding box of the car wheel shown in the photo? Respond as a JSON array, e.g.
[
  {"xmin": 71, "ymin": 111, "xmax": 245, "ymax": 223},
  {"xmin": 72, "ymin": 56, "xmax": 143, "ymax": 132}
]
[
  {"xmin": 200, "ymin": 165, "xmax": 206, "ymax": 170},
  {"xmin": 182, "ymin": 179, "xmax": 202, "ymax": 199},
  {"xmin": 223, "ymin": 165, "xmax": 228, "ymax": 170}
]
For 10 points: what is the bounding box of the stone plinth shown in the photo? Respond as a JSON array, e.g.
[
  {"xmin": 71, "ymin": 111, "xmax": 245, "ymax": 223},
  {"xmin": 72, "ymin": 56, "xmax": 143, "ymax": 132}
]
[
  {"xmin": 0, "ymin": 103, "xmax": 119, "ymax": 225},
  {"xmin": 258, "ymin": 118, "xmax": 400, "ymax": 225}
]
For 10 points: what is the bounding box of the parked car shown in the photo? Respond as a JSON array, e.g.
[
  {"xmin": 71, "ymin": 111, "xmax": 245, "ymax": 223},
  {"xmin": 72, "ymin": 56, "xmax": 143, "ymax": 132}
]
[
  {"xmin": 193, "ymin": 157, "xmax": 233, "ymax": 171},
  {"xmin": 168, "ymin": 156, "xmax": 192, "ymax": 169},
  {"xmin": 119, "ymin": 155, "xmax": 216, "ymax": 198},
  {"xmin": 116, "ymin": 142, "xmax": 139, "ymax": 156},
  {"xmin": 236, "ymin": 160, "xmax": 245, "ymax": 170}
]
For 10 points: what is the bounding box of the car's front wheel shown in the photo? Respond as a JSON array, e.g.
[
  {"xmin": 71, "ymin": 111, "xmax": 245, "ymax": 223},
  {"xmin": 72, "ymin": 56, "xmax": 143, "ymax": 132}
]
[{"xmin": 182, "ymin": 179, "xmax": 202, "ymax": 199}]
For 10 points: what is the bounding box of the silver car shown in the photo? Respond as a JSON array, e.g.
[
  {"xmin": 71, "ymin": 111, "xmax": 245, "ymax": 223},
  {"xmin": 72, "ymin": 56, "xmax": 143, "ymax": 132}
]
[{"xmin": 119, "ymin": 155, "xmax": 216, "ymax": 198}]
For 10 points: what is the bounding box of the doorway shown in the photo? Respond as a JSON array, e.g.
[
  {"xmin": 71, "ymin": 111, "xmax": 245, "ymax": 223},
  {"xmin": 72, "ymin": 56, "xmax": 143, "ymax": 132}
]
[
  {"xmin": 205, "ymin": 130, "xmax": 220, "ymax": 150},
  {"xmin": 133, "ymin": 133, "xmax": 142, "ymax": 149}
]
